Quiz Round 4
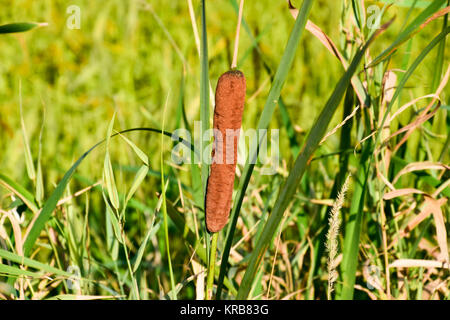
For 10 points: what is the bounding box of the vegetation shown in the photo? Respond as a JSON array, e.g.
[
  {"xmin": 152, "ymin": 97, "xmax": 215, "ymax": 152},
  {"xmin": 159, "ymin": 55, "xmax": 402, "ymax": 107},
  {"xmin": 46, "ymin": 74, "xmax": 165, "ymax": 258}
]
[{"xmin": 0, "ymin": 0, "xmax": 449, "ymax": 300}]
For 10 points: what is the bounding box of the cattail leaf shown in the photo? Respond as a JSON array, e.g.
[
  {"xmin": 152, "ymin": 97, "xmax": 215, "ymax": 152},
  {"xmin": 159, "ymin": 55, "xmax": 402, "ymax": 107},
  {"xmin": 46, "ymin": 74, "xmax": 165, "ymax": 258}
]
[{"xmin": 200, "ymin": 0, "xmax": 210, "ymax": 201}]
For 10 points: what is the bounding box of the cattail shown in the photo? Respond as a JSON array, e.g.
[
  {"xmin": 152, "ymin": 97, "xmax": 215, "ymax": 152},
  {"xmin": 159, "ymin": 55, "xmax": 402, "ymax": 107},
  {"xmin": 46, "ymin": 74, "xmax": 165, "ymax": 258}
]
[{"xmin": 205, "ymin": 70, "xmax": 246, "ymax": 233}]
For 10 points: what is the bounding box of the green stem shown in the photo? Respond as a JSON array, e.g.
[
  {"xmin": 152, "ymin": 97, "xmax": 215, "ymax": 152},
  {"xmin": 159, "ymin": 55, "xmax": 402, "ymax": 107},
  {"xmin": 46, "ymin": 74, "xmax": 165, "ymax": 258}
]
[
  {"xmin": 161, "ymin": 97, "xmax": 177, "ymax": 300},
  {"xmin": 206, "ymin": 232, "xmax": 219, "ymax": 300},
  {"xmin": 121, "ymin": 230, "xmax": 140, "ymax": 300}
]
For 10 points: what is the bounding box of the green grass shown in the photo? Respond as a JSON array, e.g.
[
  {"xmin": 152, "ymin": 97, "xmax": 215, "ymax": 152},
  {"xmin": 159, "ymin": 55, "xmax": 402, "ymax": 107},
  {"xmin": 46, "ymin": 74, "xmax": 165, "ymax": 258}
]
[{"xmin": 0, "ymin": 0, "xmax": 449, "ymax": 300}]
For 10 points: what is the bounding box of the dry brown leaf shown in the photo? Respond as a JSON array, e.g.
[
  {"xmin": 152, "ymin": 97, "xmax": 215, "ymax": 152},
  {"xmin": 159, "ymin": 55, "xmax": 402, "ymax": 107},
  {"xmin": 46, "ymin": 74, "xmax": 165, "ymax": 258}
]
[
  {"xmin": 391, "ymin": 65, "xmax": 450, "ymax": 152},
  {"xmin": 383, "ymin": 188, "xmax": 425, "ymax": 200},
  {"xmin": 393, "ymin": 161, "xmax": 450, "ymax": 184},
  {"xmin": 403, "ymin": 197, "xmax": 446, "ymax": 235},
  {"xmin": 427, "ymin": 197, "xmax": 449, "ymax": 262},
  {"xmin": 389, "ymin": 259, "xmax": 450, "ymax": 269}
]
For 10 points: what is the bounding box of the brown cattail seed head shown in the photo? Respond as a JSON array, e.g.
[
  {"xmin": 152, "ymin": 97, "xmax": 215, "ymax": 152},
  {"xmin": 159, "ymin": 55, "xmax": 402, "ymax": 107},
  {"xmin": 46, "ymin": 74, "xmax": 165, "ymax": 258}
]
[{"xmin": 205, "ymin": 70, "xmax": 246, "ymax": 233}]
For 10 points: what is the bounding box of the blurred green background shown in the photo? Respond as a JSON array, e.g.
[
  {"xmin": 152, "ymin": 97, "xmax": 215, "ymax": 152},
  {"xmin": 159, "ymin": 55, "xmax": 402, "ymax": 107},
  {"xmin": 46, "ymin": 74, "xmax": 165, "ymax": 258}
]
[{"xmin": 0, "ymin": 0, "xmax": 446, "ymax": 185}]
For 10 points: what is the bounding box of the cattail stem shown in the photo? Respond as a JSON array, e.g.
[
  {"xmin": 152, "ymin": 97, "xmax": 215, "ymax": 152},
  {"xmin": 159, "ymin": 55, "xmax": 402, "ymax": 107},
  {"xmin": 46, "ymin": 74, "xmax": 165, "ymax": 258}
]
[
  {"xmin": 231, "ymin": 0, "xmax": 244, "ymax": 69},
  {"xmin": 206, "ymin": 232, "xmax": 219, "ymax": 300}
]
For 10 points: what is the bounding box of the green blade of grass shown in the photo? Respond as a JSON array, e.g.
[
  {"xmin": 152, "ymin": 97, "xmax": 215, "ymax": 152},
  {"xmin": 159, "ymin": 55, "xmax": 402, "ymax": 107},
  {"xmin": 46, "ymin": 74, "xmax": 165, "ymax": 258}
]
[
  {"xmin": 117, "ymin": 132, "xmax": 150, "ymax": 166},
  {"xmin": 216, "ymin": 0, "xmax": 315, "ymax": 299},
  {"xmin": 0, "ymin": 248, "xmax": 73, "ymax": 278},
  {"xmin": 352, "ymin": 0, "xmax": 365, "ymax": 31},
  {"xmin": 36, "ymin": 104, "xmax": 46, "ymax": 206},
  {"xmin": 279, "ymin": 99, "xmax": 301, "ymax": 158},
  {"xmin": 0, "ymin": 263, "xmax": 40, "ymax": 278},
  {"xmin": 0, "ymin": 173, "xmax": 39, "ymax": 214},
  {"xmin": 103, "ymin": 114, "xmax": 120, "ymax": 211},
  {"xmin": 102, "ymin": 190, "xmax": 123, "ymax": 244},
  {"xmin": 337, "ymin": 140, "xmax": 372, "ymax": 300},
  {"xmin": 236, "ymin": 20, "xmax": 391, "ymax": 299},
  {"xmin": 0, "ymin": 22, "xmax": 47, "ymax": 34},
  {"xmin": 133, "ymin": 219, "xmax": 160, "ymax": 273},
  {"xmin": 161, "ymin": 94, "xmax": 177, "ymax": 300},
  {"xmin": 19, "ymin": 81, "xmax": 36, "ymax": 182},
  {"xmin": 200, "ymin": 0, "xmax": 210, "ymax": 200}
]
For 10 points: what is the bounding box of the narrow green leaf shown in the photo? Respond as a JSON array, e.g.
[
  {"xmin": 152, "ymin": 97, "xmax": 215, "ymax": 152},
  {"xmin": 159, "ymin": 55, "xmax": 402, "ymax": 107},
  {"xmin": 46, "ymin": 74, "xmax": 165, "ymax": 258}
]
[
  {"xmin": 133, "ymin": 219, "xmax": 161, "ymax": 273},
  {"xmin": 125, "ymin": 165, "xmax": 149, "ymax": 204},
  {"xmin": 36, "ymin": 107, "xmax": 46, "ymax": 206},
  {"xmin": 102, "ymin": 190, "xmax": 123, "ymax": 244},
  {"xmin": 117, "ymin": 132, "xmax": 149, "ymax": 166},
  {"xmin": 0, "ymin": 22, "xmax": 46, "ymax": 34},
  {"xmin": 19, "ymin": 81, "xmax": 36, "ymax": 181},
  {"xmin": 0, "ymin": 248, "xmax": 73, "ymax": 278},
  {"xmin": 0, "ymin": 263, "xmax": 39, "ymax": 278},
  {"xmin": 47, "ymin": 295, "xmax": 117, "ymax": 300},
  {"xmin": 103, "ymin": 114, "xmax": 120, "ymax": 210},
  {"xmin": 352, "ymin": 0, "xmax": 365, "ymax": 30},
  {"xmin": 0, "ymin": 173, "xmax": 39, "ymax": 214},
  {"xmin": 200, "ymin": 0, "xmax": 210, "ymax": 201},
  {"xmin": 337, "ymin": 141, "xmax": 371, "ymax": 300}
]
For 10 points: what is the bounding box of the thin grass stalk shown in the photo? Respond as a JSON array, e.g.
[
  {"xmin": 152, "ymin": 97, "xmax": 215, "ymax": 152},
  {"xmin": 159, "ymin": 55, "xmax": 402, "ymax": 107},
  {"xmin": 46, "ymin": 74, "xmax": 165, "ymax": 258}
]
[
  {"xmin": 206, "ymin": 232, "xmax": 218, "ymax": 299},
  {"xmin": 231, "ymin": 0, "xmax": 244, "ymax": 69},
  {"xmin": 161, "ymin": 95, "xmax": 177, "ymax": 300}
]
